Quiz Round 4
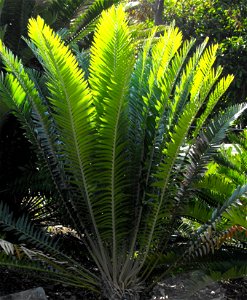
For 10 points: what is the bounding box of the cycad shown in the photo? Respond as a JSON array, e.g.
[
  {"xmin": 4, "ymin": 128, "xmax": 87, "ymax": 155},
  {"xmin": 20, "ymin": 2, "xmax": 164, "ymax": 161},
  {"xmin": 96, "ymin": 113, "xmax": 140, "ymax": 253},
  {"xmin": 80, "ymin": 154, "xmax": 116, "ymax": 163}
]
[
  {"xmin": 200, "ymin": 129, "xmax": 247, "ymax": 238},
  {"xmin": 0, "ymin": 0, "xmax": 121, "ymax": 224},
  {"xmin": 0, "ymin": 5, "xmax": 246, "ymax": 299}
]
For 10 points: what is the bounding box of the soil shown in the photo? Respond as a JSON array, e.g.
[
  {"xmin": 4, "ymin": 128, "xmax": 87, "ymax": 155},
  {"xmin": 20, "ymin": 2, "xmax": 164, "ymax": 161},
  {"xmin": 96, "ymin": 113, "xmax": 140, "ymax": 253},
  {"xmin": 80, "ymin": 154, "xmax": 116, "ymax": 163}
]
[
  {"xmin": 0, "ymin": 267, "xmax": 98, "ymax": 300},
  {"xmin": 152, "ymin": 272, "xmax": 247, "ymax": 300},
  {"xmin": 0, "ymin": 267, "xmax": 246, "ymax": 299}
]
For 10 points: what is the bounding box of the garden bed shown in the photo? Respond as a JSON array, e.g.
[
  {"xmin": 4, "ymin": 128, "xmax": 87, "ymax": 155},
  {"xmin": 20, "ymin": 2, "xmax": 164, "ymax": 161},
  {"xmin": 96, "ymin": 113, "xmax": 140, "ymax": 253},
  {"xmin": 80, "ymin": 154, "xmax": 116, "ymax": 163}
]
[{"xmin": 0, "ymin": 267, "xmax": 246, "ymax": 299}]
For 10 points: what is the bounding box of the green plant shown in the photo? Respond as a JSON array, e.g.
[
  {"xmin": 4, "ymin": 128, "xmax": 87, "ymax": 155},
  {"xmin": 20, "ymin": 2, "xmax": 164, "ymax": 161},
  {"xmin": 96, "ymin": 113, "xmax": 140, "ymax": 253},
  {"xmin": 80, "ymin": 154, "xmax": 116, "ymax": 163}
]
[
  {"xmin": 0, "ymin": 0, "xmax": 122, "ymax": 228},
  {"xmin": 0, "ymin": 0, "xmax": 120, "ymax": 57},
  {"xmin": 132, "ymin": 0, "xmax": 247, "ymax": 121},
  {"xmin": 0, "ymin": 5, "xmax": 246, "ymax": 299},
  {"xmin": 161, "ymin": 0, "xmax": 247, "ymax": 114},
  {"xmin": 201, "ymin": 129, "xmax": 247, "ymax": 237}
]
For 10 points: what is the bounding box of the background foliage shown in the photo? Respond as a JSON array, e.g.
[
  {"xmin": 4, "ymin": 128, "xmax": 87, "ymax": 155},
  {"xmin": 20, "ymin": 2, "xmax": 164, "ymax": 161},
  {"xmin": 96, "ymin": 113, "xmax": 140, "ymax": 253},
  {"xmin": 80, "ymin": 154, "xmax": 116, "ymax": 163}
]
[
  {"xmin": 163, "ymin": 0, "xmax": 247, "ymax": 114},
  {"xmin": 132, "ymin": 0, "xmax": 247, "ymax": 121}
]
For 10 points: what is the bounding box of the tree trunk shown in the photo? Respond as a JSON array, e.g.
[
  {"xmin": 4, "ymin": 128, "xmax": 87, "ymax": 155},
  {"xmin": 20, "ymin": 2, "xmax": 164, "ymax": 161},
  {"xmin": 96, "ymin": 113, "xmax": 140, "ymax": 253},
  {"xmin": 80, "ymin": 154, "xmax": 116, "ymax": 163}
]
[{"xmin": 154, "ymin": 0, "xmax": 164, "ymax": 25}]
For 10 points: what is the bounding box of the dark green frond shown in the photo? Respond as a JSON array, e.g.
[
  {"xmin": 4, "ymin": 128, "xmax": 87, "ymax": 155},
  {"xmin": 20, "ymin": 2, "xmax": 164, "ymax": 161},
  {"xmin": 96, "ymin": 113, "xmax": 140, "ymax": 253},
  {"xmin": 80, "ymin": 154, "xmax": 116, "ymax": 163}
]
[
  {"xmin": 184, "ymin": 103, "xmax": 247, "ymax": 189},
  {"xmin": 0, "ymin": 41, "xmax": 76, "ymax": 229},
  {"xmin": 0, "ymin": 0, "xmax": 36, "ymax": 55},
  {"xmin": 0, "ymin": 201, "xmax": 58, "ymax": 253},
  {"xmin": 0, "ymin": 247, "xmax": 98, "ymax": 291},
  {"xmin": 67, "ymin": 0, "xmax": 120, "ymax": 45}
]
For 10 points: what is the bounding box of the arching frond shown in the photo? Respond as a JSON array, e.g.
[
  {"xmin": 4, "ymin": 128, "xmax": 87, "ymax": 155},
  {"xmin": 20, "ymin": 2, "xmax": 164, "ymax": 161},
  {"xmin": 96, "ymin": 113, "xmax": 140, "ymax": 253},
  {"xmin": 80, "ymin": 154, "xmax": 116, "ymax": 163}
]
[
  {"xmin": 67, "ymin": 0, "xmax": 120, "ymax": 45},
  {"xmin": 89, "ymin": 6, "xmax": 134, "ymax": 280},
  {"xmin": 27, "ymin": 16, "xmax": 97, "ymax": 232}
]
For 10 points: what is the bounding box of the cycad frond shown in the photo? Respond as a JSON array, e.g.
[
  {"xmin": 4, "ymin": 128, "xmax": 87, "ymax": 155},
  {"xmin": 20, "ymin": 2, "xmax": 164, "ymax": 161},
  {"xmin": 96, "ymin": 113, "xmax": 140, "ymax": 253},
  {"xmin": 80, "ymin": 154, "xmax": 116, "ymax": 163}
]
[
  {"xmin": 27, "ymin": 16, "xmax": 97, "ymax": 233},
  {"xmin": 0, "ymin": 201, "xmax": 58, "ymax": 253},
  {"xmin": 89, "ymin": 6, "xmax": 134, "ymax": 278},
  {"xmin": 45, "ymin": 0, "xmax": 87, "ymax": 28},
  {"xmin": 0, "ymin": 244, "xmax": 98, "ymax": 290},
  {"xmin": 0, "ymin": 201, "xmax": 99, "ymax": 283},
  {"xmin": 181, "ymin": 184, "xmax": 247, "ymax": 264},
  {"xmin": 0, "ymin": 40, "xmax": 74, "ymax": 228},
  {"xmin": 185, "ymin": 104, "xmax": 247, "ymax": 189},
  {"xmin": 67, "ymin": 0, "xmax": 119, "ymax": 45},
  {"xmin": 0, "ymin": 0, "xmax": 36, "ymax": 55},
  {"xmin": 193, "ymin": 74, "xmax": 234, "ymax": 137},
  {"xmin": 0, "ymin": 238, "xmax": 14, "ymax": 255}
]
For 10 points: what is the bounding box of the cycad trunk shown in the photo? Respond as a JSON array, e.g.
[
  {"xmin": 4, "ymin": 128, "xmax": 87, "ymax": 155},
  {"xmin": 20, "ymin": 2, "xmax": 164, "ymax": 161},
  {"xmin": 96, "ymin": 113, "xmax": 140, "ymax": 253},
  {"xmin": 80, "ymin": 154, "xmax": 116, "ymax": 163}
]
[
  {"xmin": 101, "ymin": 274, "xmax": 146, "ymax": 300},
  {"xmin": 103, "ymin": 287, "xmax": 143, "ymax": 300}
]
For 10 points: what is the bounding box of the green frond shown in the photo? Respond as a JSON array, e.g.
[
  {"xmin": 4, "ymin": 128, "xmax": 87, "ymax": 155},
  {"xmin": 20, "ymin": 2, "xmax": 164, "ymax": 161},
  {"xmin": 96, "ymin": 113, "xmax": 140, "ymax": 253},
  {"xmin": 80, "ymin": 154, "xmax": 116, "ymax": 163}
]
[
  {"xmin": 192, "ymin": 43, "xmax": 218, "ymax": 91},
  {"xmin": 44, "ymin": 0, "xmax": 87, "ymax": 28},
  {"xmin": 0, "ymin": 40, "xmax": 76, "ymax": 230},
  {"xmin": 185, "ymin": 103, "xmax": 247, "ymax": 189},
  {"xmin": 0, "ymin": 202, "xmax": 98, "ymax": 283},
  {"xmin": 127, "ymin": 28, "xmax": 159, "ymax": 211},
  {"xmin": 193, "ymin": 73, "xmax": 234, "ymax": 138},
  {"xmin": 144, "ymin": 37, "xmax": 195, "ymax": 180},
  {"xmin": 211, "ymin": 265, "xmax": 247, "ymax": 282},
  {"xmin": 198, "ymin": 184, "xmax": 247, "ymax": 236},
  {"xmin": 181, "ymin": 185, "xmax": 247, "ymax": 263},
  {"xmin": 151, "ymin": 25, "xmax": 183, "ymax": 84},
  {"xmin": 27, "ymin": 16, "xmax": 98, "ymax": 234},
  {"xmin": 214, "ymin": 151, "xmax": 241, "ymax": 174},
  {"xmin": 89, "ymin": 5, "xmax": 135, "ymax": 279},
  {"xmin": 222, "ymin": 202, "xmax": 247, "ymax": 229},
  {"xmin": 152, "ymin": 39, "xmax": 214, "ymax": 191},
  {"xmin": 131, "ymin": 31, "xmax": 194, "ymax": 223},
  {"xmin": 170, "ymin": 37, "xmax": 208, "ymax": 126},
  {"xmin": 0, "ymin": 248, "xmax": 98, "ymax": 291},
  {"xmin": 0, "ymin": 0, "xmax": 36, "ymax": 55},
  {"xmin": 196, "ymin": 174, "xmax": 235, "ymax": 206},
  {"xmin": 181, "ymin": 201, "xmax": 213, "ymax": 224},
  {"xmin": 73, "ymin": 47, "xmax": 90, "ymax": 79},
  {"xmin": 0, "ymin": 40, "xmax": 53, "ymax": 159},
  {"xmin": 144, "ymin": 93, "xmax": 203, "ymax": 253},
  {"xmin": 0, "ymin": 201, "xmax": 58, "ymax": 253},
  {"xmin": 69, "ymin": 1, "xmax": 120, "ymax": 42},
  {"xmin": 198, "ymin": 259, "xmax": 247, "ymax": 282}
]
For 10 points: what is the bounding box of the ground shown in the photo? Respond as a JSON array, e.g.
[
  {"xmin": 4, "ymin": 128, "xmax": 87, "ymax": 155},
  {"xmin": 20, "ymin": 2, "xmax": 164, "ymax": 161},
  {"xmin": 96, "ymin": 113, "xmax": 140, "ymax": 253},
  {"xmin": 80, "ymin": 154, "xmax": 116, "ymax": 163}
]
[{"xmin": 0, "ymin": 267, "xmax": 246, "ymax": 299}]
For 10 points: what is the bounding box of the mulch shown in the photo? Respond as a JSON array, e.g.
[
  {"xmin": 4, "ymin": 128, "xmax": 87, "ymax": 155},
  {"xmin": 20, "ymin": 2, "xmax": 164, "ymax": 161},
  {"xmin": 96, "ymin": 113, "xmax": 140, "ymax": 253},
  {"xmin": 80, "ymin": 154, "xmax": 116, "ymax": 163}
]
[{"xmin": 0, "ymin": 267, "xmax": 246, "ymax": 299}]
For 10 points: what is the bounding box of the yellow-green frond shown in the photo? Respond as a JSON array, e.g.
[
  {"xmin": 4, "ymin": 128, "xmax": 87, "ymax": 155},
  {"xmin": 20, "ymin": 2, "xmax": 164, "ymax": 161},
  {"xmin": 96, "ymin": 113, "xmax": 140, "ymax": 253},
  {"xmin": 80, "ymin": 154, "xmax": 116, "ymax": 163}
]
[
  {"xmin": 194, "ymin": 73, "xmax": 234, "ymax": 137},
  {"xmin": 27, "ymin": 15, "xmax": 98, "ymax": 241},
  {"xmin": 89, "ymin": 5, "xmax": 135, "ymax": 278}
]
